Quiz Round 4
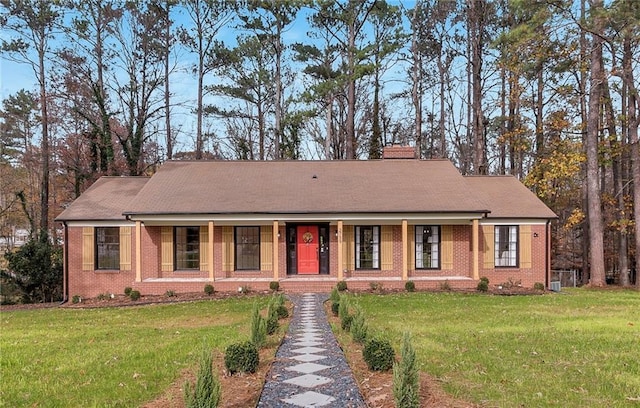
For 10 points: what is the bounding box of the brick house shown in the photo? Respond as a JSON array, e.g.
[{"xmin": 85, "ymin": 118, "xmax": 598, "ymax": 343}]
[{"xmin": 56, "ymin": 147, "xmax": 556, "ymax": 298}]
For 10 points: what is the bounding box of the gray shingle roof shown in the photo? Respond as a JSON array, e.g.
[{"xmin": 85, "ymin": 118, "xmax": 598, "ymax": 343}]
[
  {"xmin": 55, "ymin": 160, "xmax": 556, "ymax": 221},
  {"xmin": 55, "ymin": 177, "xmax": 149, "ymax": 221},
  {"xmin": 123, "ymin": 160, "xmax": 489, "ymax": 215},
  {"xmin": 465, "ymin": 176, "xmax": 557, "ymax": 219}
]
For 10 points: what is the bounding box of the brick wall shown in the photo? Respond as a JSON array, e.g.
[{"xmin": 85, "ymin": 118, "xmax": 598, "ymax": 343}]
[{"xmin": 66, "ymin": 222, "xmax": 549, "ymax": 298}]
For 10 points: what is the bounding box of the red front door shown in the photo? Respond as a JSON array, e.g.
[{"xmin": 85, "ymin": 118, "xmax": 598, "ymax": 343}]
[{"xmin": 297, "ymin": 225, "xmax": 319, "ymax": 274}]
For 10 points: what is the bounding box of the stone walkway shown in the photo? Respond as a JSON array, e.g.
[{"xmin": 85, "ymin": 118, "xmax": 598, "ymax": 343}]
[{"xmin": 257, "ymin": 293, "xmax": 366, "ymax": 408}]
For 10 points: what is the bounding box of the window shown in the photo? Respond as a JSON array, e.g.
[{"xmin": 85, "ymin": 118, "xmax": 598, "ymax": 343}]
[
  {"xmin": 495, "ymin": 225, "xmax": 518, "ymax": 267},
  {"xmin": 96, "ymin": 227, "xmax": 119, "ymax": 269},
  {"xmin": 355, "ymin": 226, "xmax": 379, "ymax": 269},
  {"xmin": 175, "ymin": 226, "xmax": 200, "ymax": 270},
  {"xmin": 236, "ymin": 226, "xmax": 260, "ymax": 270},
  {"xmin": 415, "ymin": 225, "xmax": 440, "ymax": 269}
]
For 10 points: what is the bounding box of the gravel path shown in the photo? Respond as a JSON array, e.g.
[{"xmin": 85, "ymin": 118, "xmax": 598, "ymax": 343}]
[{"xmin": 257, "ymin": 293, "xmax": 366, "ymax": 408}]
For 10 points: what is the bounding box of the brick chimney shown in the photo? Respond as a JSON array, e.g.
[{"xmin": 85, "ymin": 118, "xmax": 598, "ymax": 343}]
[{"xmin": 382, "ymin": 144, "xmax": 416, "ymax": 159}]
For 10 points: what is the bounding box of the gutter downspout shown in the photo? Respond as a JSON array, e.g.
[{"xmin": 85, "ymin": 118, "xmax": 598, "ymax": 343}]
[
  {"xmin": 546, "ymin": 220, "xmax": 551, "ymax": 289},
  {"xmin": 60, "ymin": 221, "xmax": 69, "ymax": 305}
]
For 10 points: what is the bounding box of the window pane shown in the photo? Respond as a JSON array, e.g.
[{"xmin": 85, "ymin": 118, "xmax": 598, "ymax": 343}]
[
  {"xmin": 236, "ymin": 226, "xmax": 260, "ymax": 270},
  {"xmin": 96, "ymin": 227, "xmax": 119, "ymax": 269},
  {"xmin": 356, "ymin": 226, "xmax": 379, "ymax": 269},
  {"xmin": 176, "ymin": 227, "xmax": 200, "ymax": 270},
  {"xmin": 415, "ymin": 225, "xmax": 439, "ymax": 269},
  {"xmin": 495, "ymin": 225, "xmax": 518, "ymax": 267}
]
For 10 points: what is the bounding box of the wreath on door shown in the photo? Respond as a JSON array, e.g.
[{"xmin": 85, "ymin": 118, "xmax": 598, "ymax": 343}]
[{"xmin": 302, "ymin": 232, "xmax": 313, "ymax": 243}]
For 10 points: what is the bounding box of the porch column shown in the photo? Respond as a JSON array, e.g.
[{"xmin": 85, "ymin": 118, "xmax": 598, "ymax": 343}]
[
  {"xmin": 209, "ymin": 221, "xmax": 215, "ymax": 281},
  {"xmin": 135, "ymin": 221, "xmax": 142, "ymax": 282},
  {"xmin": 337, "ymin": 220, "xmax": 343, "ymax": 281},
  {"xmin": 472, "ymin": 219, "xmax": 479, "ymax": 280},
  {"xmin": 273, "ymin": 220, "xmax": 279, "ymax": 280},
  {"xmin": 402, "ymin": 219, "xmax": 408, "ymax": 281}
]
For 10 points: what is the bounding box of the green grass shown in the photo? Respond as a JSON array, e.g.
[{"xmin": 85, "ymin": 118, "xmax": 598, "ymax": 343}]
[
  {"xmin": 0, "ymin": 298, "xmax": 264, "ymax": 407},
  {"xmin": 348, "ymin": 289, "xmax": 640, "ymax": 407}
]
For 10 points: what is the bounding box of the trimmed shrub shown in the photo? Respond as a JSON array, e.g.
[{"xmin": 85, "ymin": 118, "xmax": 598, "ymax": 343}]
[
  {"xmin": 184, "ymin": 349, "xmax": 221, "ymax": 408},
  {"xmin": 477, "ymin": 280, "xmax": 489, "ymax": 292},
  {"xmin": 249, "ymin": 302, "xmax": 266, "ymax": 348},
  {"xmin": 204, "ymin": 284, "xmax": 214, "ymax": 295},
  {"xmin": 224, "ymin": 341, "xmax": 259, "ymax": 374},
  {"xmin": 350, "ymin": 306, "xmax": 368, "ymax": 344},
  {"xmin": 405, "ymin": 280, "xmax": 416, "ymax": 292},
  {"xmin": 480, "ymin": 276, "xmax": 489, "ymax": 284},
  {"xmin": 393, "ymin": 332, "xmax": 420, "ymax": 408},
  {"xmin": 269, "ymin": 281, "xmax": 279, "ymax": 292},
  {"xmin": 336, "ymin": 280, "xmax": 347, "ymax": 292},
  {"xmin": 276, "ymin": 304, "xmax": 289, "ymax": 319},
  {"xmin": 71, "ymin": 295, "xmax": 81, "ymax": 304},
  {"xmin": 363, "ymin": 338, "xmax": 395, "ymax": 371},
  {"xmin": 124, "ymin": 287, "xmax": 132, "ymax": 296},
  {"xmin": 129, "ymin": 290, "xmax": 141, "ymax": 301},
  {"xmin": 534, "ymin": 282, "xmax": 545, "ymax": 291}
]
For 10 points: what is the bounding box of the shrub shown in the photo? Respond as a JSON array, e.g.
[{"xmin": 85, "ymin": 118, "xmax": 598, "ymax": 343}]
[
  {"xmin": 129, "ymin": 290, "xmax": 141, "ymax": 301},
  {"xmin": 184, "ymin": 349, "xmax": 221, "ymax": 408},
  {"xmin": 440, "ymin": 280, "xmax": 451, "ymax": 291},
  {"xmin": 393, "ymin": 332, "xmax": 420, "ymax": 408},
  {"xmin": 165, "ymin": 290, "xmax": 176, "ymax": 297},
  {"xmin": 238, "ymin": 285, "xmax": 251, "ymax": 294},
  {"xmin": 480, "ymin": 276, "xmax": 489, "ymax": 284},
  {"xmin": 477, "ymin": 280, "xmax": 489, "ymax": 292},
  {"xmin": 204, "ymin": 284, "xmax": 214, "ymax": 295},
  {"xmin": 534, "ymin": 282, "xmax": 545, "ymax": 291},
  {"xmin": 338, "ymin": 297, "xmax": 352, "ymax": 331},
  {"xmin": 224, "ymin": 341, "xmax": 259, "ymax": 374},
  {"xmin": 329, "ymin": 287, "xmax": 340, "ymax": 303},
  {"xmin": 249, "ymin": 302, "xmax": 266, "ymax": 348},
  {"xmin": 266, "ymin": 301, "xmax": 279, "ymax": 335},
  {"xmin": 96, "ymin": 293, "xmax": 109, "ymax": 301},
  {"xmin": 124, "ymin": 287, "xmax": 133, "ymax": 296},
  {"xmin": 71, "ymin": 295, "xmax": 82, "ymax": 304},
  {"xmin": 363, "ymin": 338, "xmax": 395, "ymax": 371},
  {"xmin": 336, "ymin": 280, "xmax": 347, "ymax": 292},
  {"xmin": 350, "ymin": 306, "xmax": 368, "ymax": 344},
  {"xmin": 405, "ymin": 280, "xmax": 416, "ymax": 292},
  {"xmin": 370, "ymin": 281, "xmax": 383, "ymax": 292},
  {"xmin": 331, "ymin": 301, "xmax": 340, "ymax": 316},
  {"xmin": 276, "ymin": 304, "xmax": 289, "ymax": 319},
  {"xmin": 269, "ymin": 281, "xmax": 279, "ymax": 292}
]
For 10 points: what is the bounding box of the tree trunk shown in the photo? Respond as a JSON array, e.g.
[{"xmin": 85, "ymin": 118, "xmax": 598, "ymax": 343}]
[
  {"xmin": 469, "ymin": 0, "xmax": 486, "ymax": 174},
  {"xmin": 346, "ymin": 20, "xmax": 356, "ymax": 160},
  {"xmin": 585, "ymin": 0, "xmax": 606, "ymax": 286},
  {"xmin": 37, "ymin": 27, "xmax": 49, "ymax": 237},
  {"xmin": 164, "ymin": 0, "xmax": 173, "ymax": 160}
]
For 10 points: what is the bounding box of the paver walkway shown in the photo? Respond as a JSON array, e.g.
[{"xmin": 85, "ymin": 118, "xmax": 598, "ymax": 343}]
[{"xmin": 257, "ymin": 293, "xmax": 366, "ymax": 408}]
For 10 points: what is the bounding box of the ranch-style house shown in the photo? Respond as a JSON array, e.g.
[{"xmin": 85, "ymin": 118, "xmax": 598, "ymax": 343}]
[{"xmin": 56, "ymin": 145, "xmax": 556, "ymax": 298}]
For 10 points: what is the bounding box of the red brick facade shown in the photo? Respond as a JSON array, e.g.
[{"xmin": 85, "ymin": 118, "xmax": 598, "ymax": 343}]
[{"xmin": 65, "ymin": 221, "xmax": 550, "ymax": 298}]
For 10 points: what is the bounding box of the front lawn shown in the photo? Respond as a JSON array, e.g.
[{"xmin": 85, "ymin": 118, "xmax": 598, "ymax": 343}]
[
  {"xmin": 348, "ymin": 289, "xmax": 640, "ymax": 407},
  {"xmin": 0, "ymin": 298, "xmax": 260, "ymax": 407}
]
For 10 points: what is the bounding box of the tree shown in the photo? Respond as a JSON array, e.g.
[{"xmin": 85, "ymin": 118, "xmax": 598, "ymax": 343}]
[
  {"xmin": 179, "ymin": 0, "xmax": 235, "ymax": 159},
  {"xmin": 584, "ymin": 0, "xmax": 606, "ymax": 286},
  {"xmin": 60, "ymin": 0, "xmax": 121, "ymax": 175},
  {"xmin": 239, "ymin": 0, "xmax": 302, "ymax": 159},
  {"xmin": 110, "ymin": 2, "xmax": 166, "ymax": 175},
  {"xmin": 1, "ymin": 0, "xmax": 62, "ymax": 237},
  {"xmin": 2, "ymin": 234, "xmax": 63, "ymax": 303}
]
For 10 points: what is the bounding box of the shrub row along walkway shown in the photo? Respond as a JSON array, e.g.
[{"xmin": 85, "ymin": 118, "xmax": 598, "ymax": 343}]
[{"xmin": 257, "ymin": 293, "xmax": 366, "ymax": 407}]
